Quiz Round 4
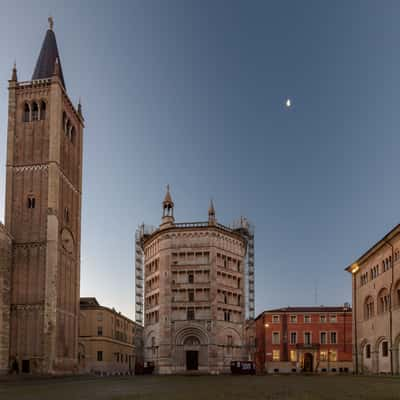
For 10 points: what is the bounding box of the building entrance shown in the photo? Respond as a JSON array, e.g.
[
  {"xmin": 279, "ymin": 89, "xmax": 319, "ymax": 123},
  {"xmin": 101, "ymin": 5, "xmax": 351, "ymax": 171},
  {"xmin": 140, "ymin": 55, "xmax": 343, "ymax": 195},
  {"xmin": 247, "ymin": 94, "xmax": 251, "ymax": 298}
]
[
  {"xmin": 186, "ymin": 351, "xmax": 199, "ymax": 370},
  {"xmin": 303, "ymin": 353, "xmax": 313, "ymax": 372}
]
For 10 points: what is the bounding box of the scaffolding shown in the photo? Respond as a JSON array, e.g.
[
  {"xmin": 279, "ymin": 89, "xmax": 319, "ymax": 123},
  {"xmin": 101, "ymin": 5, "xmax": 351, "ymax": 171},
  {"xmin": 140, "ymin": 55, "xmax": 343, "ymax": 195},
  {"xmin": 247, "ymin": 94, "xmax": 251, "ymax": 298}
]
[
  {"xmin": 135, "ymin": 224, "xmax": 157, "ymax": 325},
  {"xmin": 231, "ymin": 217, "xmax": 255, "ymax": 320}
]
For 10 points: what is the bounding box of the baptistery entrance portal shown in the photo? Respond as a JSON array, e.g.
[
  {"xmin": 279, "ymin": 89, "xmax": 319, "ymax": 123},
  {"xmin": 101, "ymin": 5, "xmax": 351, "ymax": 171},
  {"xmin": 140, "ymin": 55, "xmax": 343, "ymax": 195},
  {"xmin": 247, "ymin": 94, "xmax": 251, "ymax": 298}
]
[{"xmin": 186, "ymin": 351, "xmax": 199, "ymax": 370}]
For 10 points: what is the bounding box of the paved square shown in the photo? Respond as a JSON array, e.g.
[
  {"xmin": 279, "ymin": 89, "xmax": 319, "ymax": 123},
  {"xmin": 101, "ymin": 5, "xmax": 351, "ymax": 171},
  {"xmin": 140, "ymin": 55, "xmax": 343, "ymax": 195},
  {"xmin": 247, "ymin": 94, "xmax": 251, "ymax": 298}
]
[{"xmin": 0, "ymin": 375, "xmax": 400, "ymax": 400}]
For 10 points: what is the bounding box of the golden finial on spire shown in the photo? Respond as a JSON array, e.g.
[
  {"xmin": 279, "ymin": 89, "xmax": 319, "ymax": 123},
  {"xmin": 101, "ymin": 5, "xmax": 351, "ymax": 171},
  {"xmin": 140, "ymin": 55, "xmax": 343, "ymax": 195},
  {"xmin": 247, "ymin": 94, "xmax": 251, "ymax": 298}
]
[{"xmin": 48, "ymin": 16, "xmax": 54, "ymax": 30}]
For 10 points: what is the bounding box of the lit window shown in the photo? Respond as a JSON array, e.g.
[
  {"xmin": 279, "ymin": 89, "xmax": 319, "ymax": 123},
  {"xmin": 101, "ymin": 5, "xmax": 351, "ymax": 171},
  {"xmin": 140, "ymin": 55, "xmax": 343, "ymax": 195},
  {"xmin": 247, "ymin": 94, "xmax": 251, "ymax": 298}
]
[
  {"xmin": 304, "ymin": 315, "xmax": 311, "ymax": 323},
  {"xmin": 290, "ymin": 350, "xmax": 297, "ymax": 362},
  {"xmin": 329, "ymin": 350, "xmax": 337, "ymax": 362},
  {"xmin": 320, "ymin": 351, "xmax": 328, "ymax": 361},
  {"xmin": 272, "ymin": 332, "xmax": 280, "ymax": 345},
  {"xmin": 272, "ymin": 315, "xmax": 280, "ymax": 323},
  {"xmin": 272, "ymin": 350, "xmax": 280, "ymax": 361}
]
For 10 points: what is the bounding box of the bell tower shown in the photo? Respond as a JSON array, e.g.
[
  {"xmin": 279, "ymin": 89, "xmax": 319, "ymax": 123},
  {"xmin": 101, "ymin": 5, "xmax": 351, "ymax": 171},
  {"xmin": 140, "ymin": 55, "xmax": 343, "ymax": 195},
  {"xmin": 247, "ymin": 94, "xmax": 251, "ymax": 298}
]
[{"xmin": 2, "ymin": 19, "xmax": 84, "ymax": 374}]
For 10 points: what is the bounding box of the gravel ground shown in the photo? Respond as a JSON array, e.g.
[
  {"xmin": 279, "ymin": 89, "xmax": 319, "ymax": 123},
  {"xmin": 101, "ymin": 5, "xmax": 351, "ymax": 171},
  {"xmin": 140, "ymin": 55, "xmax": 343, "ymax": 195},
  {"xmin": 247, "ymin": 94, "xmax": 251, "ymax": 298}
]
[{"xmin": 0, "ymin": 374, "xmax": 400, "ymax": 400}]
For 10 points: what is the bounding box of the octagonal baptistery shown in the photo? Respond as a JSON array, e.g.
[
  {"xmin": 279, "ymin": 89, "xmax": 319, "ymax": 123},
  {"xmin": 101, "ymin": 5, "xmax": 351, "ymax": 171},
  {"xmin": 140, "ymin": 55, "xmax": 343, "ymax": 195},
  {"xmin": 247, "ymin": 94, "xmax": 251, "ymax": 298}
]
[{"xmin": 142, "ymin": 188, "xmax": 248, "ymax": 374}]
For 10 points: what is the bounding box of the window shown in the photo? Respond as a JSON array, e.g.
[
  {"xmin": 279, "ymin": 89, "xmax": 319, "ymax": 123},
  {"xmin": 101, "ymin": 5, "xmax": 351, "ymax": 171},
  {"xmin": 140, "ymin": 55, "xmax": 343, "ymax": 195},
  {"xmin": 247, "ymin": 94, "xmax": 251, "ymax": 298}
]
[
  {"xmin": 320, "ymin": 315, "xmax": 326, "ymax": 323},
  {"xmin": 188, "ymin": 289, "xmax": 194, "ymax": 302},
  {"xmin": 64, "ymin": 207, "xmax": 70, "ymax": 223},
  {"xmin": 304, "ymin": 332, "xmax": 311, "ymax": 345},
  {"xmin": 382, "ymin": 341, "xmax": 389, "ymax": 357},
  {"xmin": 330, "ymin": 332, "xmax": 337, "ymax": 344},
  {"xmin": 304, "ymin": 315, "xmax": 311, "ymax": 323},
  {"xmin": 378, "ymin": 288, "xmax": 391, "ymax": 314},
  {"xmin": 290, "ymin": 350, "xmax": 297, "ymax": 362},
  {"xmin": 237, "ymin": 295, "xmax": 241, "ymax": 306},
  {"xmin": 272, "ymin": 315, "xmax": 280, "ymax": 323},
  {"xmin": 272, "ymin": 332, "xmax": 280, "ymax": 345},
  {"xmin": 272, "ymin": 350, "xmax": 280, "ymax": 361},
  {"xmin": 40, "ymin": 101, "xmax": 46, "ymax": 120},
  {"xmin": 27, "ymin": 196, "xmax": 36, "ymax": 209},
  {"xmin": 320, "ymin": 351, "xmax": 328, "ymax": 361},
  {"xmin": 365, "ymin": 344, "xmax": 371, "ymax": 359},
  {"xmin": 224, "ymin": 310, "xmax": 231, "ymax": 322},
  {"xmin": 116, "ymin": 353, "xmax": 120, "ymax": 362},
  {"xmin": 97, "ymin": 326, "xmax": 103, "ymax": 336},
  {"xmin": 97, "ymin": 351, "xmax": 103, "ymax": 361},
  {"xmin": 237, "ymin": 278, "xmax": 241, "ymax": 289},
  {"xmin": 32, "ymin": 102, "xmax": 39, "ymax": 121},
  {"xmin": 290, "ymin": 332, "xmax": 297, "ymax": 345},
  {"xmin": 320, "ymin": 332, "xmax": 327, "ymax": 345},
  {"xmin": 188, "ymin": 273, "xmax": 194, "ymax": 284},
  {"xmin": 187, "ymin": 308, "xmax": 195, "ymax": 320},
  {"xmin": 224, "ymin": 295, "xmax": 228, "ymax": 304},
  {"xmin": 364, "ymin": 297, "xmax": 374, "ymax": 320},
  {"xmin": 97, "ymin": 313, "xmax": 103, "ymax": 321},
  {"xmin": 290, "ymin": 315, "xmax": 297, "ymax": 323},
  {"xmin": 23, "ymin": 103, "xmax": 30, "ymax": 122},
  {"xmin": 329, "ymin": 350, "xmax": 337, "ymax": 362},
  {"xmin": 237, "ymin": 261, "xmax": 241, "ymax": 272},
  {"xmin": 151, "ymin": 337, "xmax": 155, "ymax": 347},
  {"xmin": 227, "ymin": 335, "xmax": 233, "ymax": 347},
  {"xmin": 330, "ymin": 314, "xmax": 337, "ymax": 323}
]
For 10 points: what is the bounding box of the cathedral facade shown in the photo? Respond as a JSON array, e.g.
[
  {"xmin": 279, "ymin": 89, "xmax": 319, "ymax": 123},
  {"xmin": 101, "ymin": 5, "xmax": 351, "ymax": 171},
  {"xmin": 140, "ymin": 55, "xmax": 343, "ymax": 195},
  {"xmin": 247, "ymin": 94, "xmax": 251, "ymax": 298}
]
[
  {"xmin": 142, "ymin": 188, "xmax": 250, "ymax": 374},
  {"xmin": 0, "ymin": 19, "xmax": 84, "ymax": 374}
]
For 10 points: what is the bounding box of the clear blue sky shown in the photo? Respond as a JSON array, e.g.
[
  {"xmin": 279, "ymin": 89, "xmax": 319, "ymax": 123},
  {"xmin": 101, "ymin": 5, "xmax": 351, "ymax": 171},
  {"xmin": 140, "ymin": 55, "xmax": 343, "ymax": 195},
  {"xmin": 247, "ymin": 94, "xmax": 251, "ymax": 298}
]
[{"xmin": 1, "ymin": 1, "xmax": 399, "ymax": 319}]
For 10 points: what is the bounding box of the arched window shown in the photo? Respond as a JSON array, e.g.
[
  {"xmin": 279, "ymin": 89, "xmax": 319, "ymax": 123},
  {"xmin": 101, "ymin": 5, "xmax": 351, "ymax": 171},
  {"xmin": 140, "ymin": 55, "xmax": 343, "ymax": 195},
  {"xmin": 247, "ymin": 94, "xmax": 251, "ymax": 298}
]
[
  {"xmin": 63, "ymin": 112, "xmax": 68, "ymax": 133},
  {"xmin": 70, "ymin": 126, "xmax": 75, "ymax": 143},
  {"xmin": 40, "ymin": 101, "xmax": 46, "ymax": 120},
  {"xmin": 364, "ymin": 296, "xmax": 374, "ymax": 320},
  {"xmin": 378, "ymin": 288, "xmax": 390, "ymax": 314},
  {"xmin": 66, "ymin": 121, "xmax": 71, "ymax": 139},
  {"xmin": 394, "ymin": 281, "xmax": 400, "ymax": 308},
  {"xmin": 31, "ymin": 102, "xmax": 39, "ymax": 121},
  {"xmin": 23, "ymin": 103, "xmax": 30, "ymax": 122},
  {"xmin": 365, "ymin": 344, "xmax": 371, "ymax": 359}
]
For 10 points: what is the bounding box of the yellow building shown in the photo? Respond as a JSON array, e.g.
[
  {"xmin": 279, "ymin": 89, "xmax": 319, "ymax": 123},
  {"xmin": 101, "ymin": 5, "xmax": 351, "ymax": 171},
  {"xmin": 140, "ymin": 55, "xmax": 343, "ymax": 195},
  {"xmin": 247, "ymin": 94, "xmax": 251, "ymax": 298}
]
[
  {"xmin": 346, "ymin": 224, "xmax": 400, "ymax": 374},
  {"xmin": 78, "ymin": 298, "xmax": 143, "ymax": 375}
]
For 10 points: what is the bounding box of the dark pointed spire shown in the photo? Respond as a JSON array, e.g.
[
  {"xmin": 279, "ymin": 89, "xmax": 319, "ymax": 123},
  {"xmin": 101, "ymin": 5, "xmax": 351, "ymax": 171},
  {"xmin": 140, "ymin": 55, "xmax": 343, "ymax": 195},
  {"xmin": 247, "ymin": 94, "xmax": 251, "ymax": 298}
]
[
  {"xmin": 77, "ymin": 98, "xmax": 83, "ymax": 117},
  {"xmin": 11, "ymin": 61, "xmax": 17, "ymax": 82},
  {"xmin": 32, "ymin": 18, "xmax": 66, "ymax": 88}
]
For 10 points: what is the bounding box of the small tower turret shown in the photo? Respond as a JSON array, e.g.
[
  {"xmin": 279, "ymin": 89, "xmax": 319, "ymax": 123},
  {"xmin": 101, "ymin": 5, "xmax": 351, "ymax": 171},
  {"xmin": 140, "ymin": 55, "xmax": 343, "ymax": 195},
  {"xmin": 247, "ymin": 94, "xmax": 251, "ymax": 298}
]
[
  {"xmin": 10, "ymin": 62, "xmax": 17, "ymax": 82},
  {"xmin": 161, "ymin": 185, "xmax": 175, "ymax": 228},
  {"xmin": 208, "ymin": 199, "xmax": 216, "ymax": 225}
]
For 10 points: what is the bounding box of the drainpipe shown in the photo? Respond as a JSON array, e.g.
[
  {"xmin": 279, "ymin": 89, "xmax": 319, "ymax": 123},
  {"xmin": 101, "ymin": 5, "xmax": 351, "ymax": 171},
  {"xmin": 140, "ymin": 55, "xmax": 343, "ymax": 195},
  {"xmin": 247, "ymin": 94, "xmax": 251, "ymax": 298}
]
[{"xmin": 383, "ymin": 240, "xmax": 394, "ymax": 375}]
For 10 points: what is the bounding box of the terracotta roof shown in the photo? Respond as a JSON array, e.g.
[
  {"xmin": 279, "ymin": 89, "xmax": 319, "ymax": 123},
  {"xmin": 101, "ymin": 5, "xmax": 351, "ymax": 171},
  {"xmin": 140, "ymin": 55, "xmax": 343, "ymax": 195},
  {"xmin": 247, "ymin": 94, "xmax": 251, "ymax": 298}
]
[
  {"xmin": 32, "ymin": 28, "xmax": 66, "ymax": 88},
  {"xmin": 255, "ymin": 306, "xmax": 352, "ymax": 320}
]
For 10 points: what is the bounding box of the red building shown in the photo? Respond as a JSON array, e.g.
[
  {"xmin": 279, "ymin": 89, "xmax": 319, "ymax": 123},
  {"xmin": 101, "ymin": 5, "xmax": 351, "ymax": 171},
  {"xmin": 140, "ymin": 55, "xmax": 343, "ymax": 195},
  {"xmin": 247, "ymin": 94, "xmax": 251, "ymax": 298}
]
[{"xmin": 255, "ymin": 306, "xmax": 352, "ymax": 373}]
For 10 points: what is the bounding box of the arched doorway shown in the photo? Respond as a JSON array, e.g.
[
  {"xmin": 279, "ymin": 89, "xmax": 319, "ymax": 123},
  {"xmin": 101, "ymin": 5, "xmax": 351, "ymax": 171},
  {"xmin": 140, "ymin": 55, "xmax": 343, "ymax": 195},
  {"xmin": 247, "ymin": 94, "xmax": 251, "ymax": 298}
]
[
  {"xmin": 175, "ymin": 327, "xmax": 209, "ymax": 373},
  {"xmin": 184, "ymin": 336, "xmax": 200, "ymax": 371},
  {"xmin": 303, "ymin": 353, "xmax": 313, "ymax": 372}
]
